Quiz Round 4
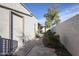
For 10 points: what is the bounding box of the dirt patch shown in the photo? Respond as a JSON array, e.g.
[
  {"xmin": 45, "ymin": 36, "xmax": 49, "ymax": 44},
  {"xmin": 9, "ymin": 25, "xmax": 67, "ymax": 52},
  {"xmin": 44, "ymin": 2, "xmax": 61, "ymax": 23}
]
[{"xmin": 42, "ymin": 30, "xmax": 72, "ymax": 56}]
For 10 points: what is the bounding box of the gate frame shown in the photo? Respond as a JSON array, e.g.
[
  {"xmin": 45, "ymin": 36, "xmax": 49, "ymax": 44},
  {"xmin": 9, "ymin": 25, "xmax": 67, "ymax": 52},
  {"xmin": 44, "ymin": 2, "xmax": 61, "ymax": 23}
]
[{"xmin": 9, "ymin": 11, "xmax": 25, "ymax": 54}]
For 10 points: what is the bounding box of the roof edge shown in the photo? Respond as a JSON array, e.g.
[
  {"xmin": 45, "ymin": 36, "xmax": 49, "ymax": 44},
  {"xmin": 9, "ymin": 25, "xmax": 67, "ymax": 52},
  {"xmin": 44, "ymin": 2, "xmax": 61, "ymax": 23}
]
[
  {"xmin": 20, "ymin": 3, "xmax": 32, "ymax": 14},
  {"xmin": 20, "ymin": 3, "xmax": 38, "ymax": 20}
]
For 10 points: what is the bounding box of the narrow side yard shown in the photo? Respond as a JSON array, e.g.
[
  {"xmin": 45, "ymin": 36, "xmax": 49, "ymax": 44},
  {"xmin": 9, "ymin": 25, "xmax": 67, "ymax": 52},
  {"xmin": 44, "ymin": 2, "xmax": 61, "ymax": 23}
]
[
  {"xmin": 27, "ymin": 38, "xmax": 56, "ymax": 56},
  {"xmin": 13, "ymin": 31, "xmax": 72, "ymax": 56},
  {"xmin": 13, "ymin": 36, "xmax": 57, "ymax": 56}
]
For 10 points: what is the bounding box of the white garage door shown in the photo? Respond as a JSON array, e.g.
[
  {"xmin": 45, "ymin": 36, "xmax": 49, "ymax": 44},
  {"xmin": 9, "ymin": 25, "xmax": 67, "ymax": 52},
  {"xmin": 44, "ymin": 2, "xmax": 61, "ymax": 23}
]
[{"xmin": 12, "ymin": 13, "xmax": 23, "ymax": 49}]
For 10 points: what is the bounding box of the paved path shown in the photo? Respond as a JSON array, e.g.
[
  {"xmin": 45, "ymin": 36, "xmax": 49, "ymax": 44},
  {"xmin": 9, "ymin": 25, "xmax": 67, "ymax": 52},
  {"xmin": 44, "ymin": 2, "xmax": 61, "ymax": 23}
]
[
  {"xmin": 27, "ymin": 38, "xmax": 56, "ymax": 56},
  {"xmin": 13, "ymin": 37, "xmax": 57, "ymax": 56},
  {"xmin": 27, "ymin": 46, "xmax": 56, "ymax": 56}
]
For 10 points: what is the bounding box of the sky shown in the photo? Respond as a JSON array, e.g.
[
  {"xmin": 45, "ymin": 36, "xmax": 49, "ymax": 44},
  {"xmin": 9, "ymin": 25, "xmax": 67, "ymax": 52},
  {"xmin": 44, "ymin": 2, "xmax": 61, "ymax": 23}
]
[{"xmin": 24, "ymin": 3, "xmax": 79, "ymax": 25}]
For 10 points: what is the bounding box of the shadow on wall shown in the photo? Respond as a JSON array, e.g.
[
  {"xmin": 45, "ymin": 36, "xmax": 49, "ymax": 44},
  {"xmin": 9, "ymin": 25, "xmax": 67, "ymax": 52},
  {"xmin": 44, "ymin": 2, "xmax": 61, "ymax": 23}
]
[{"xmin": 0, "ymin": 36, "xmax": 18, "ymax": 56}]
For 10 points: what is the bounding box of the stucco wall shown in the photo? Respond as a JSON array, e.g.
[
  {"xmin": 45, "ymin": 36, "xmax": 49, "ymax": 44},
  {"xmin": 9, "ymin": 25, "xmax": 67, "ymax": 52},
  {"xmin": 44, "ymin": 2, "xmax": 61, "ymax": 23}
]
[
  {"xmin": 0, "ymin": 7, "xmax": 9, "ymax": 39},
  {"xmin": 0, "ymin": 3, "xmax": 31, "ymax": 15},
  {"xmin": 51, "ymin": 14, "xmax": 79, "ymax": 55},
  {"xmin": 0, "ymin": 3, "xmax": 38, "ymax": 52},
  {"xmin": 0, "ymin": 3, "xmax": 38, "ymax": 40},
  {"xmin": 24, "ymin": 15, "xmax": 38, "ymax": 40}
]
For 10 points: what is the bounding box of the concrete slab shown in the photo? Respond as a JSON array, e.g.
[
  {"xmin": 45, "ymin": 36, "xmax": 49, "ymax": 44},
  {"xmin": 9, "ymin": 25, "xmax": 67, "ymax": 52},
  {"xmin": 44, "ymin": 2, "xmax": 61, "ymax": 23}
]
[{"xmin": 27, "ymin": 46, "xmax": 57, "ymax": 56}]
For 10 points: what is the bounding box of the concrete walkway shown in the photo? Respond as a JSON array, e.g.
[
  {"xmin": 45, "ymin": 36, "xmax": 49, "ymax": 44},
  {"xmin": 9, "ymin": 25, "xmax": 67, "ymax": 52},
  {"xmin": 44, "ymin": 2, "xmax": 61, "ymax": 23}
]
[
  {"xmin": 27, "ymin": 46, "xmax": 56, "ymax": 56},
  {"xmin": 13, "ymin": 36, "xmax": 57, "ymax": 56},
  {"xmin": 26, "ymin": 38, "xmax": 56, "ymax": 56}
]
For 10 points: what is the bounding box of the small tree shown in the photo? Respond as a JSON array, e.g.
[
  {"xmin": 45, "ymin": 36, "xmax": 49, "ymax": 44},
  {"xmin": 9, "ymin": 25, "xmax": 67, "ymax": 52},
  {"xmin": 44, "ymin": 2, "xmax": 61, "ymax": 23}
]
[{"xmin": 44, "ymin": 8, "xmax": 60, "ymax": 28}]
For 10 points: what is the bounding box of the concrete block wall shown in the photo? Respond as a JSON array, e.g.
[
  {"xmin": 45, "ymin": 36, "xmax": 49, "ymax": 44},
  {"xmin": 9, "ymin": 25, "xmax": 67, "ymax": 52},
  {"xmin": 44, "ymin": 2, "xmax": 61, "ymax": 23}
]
[{"xmin": 51, "ymin": 14, "xmax": 79, "ymax": 55}]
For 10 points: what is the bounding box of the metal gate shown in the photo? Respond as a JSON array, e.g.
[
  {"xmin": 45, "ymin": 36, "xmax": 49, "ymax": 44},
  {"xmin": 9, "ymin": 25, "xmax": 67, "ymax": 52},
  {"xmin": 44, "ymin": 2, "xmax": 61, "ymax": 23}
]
[{"xmin": 0, "ymin": 36, "xmax": 18, "ymax": 56}]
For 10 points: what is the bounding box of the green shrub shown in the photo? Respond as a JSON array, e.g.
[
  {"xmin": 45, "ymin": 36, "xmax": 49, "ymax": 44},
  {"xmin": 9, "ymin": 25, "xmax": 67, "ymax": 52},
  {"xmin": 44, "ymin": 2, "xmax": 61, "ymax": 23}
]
[{"xmin": 46, "ymin": 30, "xmax": 61, "ymax": 48}]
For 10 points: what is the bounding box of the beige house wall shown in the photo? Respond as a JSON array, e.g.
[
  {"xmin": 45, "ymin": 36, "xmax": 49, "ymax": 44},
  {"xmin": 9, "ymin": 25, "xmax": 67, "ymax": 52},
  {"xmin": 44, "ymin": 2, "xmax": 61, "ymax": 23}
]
[
  {"xmin": 0, "ymin": 3, "xmax": 31, "ymax": 15},
  {"xmin": 0, "ymin": 3, "xmax": 38, "ymax": 51},
  {"xmin": 0, "ymin": 7, "xmax": 10, "ymax": 39}
]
